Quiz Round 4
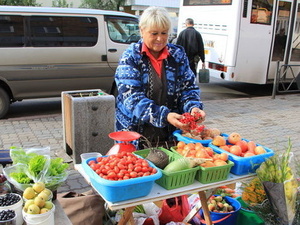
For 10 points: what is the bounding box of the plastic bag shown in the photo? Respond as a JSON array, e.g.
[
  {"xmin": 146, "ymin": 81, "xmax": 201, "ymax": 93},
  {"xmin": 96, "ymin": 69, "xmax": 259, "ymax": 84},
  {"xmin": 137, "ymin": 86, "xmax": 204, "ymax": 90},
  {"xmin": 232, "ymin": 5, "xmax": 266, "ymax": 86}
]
[
  {"xmin": 115, "ymin": 202, "xmax": 161, "ymax": 225},
  {"xmin": 159, "ymin": 195, "xmax": 191, "ymax": 225},
  {"xmin": 4, "ymin": 146, "xmax": 69, "ymax": 191}
]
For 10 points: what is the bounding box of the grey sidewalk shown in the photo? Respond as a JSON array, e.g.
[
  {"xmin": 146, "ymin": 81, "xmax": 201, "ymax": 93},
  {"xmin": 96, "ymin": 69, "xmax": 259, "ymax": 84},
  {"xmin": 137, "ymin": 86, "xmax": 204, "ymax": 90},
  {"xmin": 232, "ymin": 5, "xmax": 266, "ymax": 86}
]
[{"xmin": 0, "ymin": 93, "xmax": 299, "ymax": 193}]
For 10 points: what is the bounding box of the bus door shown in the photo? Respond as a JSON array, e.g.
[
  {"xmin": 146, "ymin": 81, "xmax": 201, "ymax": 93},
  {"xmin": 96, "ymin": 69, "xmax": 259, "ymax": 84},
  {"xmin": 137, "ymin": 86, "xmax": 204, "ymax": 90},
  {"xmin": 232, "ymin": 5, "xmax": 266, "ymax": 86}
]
[
  {"xmin": 269, "ymin": 0, "xmax": 300, "ymax": 80},
  {"xmin": 236, "ymin": 0, "xmax": 274, "ymax": 84}
]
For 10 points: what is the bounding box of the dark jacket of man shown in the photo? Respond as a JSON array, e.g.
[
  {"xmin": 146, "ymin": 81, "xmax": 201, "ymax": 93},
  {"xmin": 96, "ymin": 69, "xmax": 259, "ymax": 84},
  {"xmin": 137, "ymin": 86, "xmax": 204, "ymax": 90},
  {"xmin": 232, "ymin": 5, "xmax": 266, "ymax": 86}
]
[{"xmin": 176, "ymin": 27, "xmax": 205, "ymax": 75}]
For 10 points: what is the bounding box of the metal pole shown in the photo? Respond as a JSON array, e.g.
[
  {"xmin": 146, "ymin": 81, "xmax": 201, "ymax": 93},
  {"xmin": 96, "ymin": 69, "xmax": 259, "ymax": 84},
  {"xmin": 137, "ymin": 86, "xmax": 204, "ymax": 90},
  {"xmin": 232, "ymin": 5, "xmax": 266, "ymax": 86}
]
[{"xmin": 272, "ymin": 61, "xmax": 280, "ymax": 99}]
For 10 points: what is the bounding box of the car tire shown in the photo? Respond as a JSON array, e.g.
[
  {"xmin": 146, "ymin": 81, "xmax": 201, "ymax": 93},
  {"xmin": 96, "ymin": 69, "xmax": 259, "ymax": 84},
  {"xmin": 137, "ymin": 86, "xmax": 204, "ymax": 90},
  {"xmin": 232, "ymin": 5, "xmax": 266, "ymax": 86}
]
[{"xmin": 0, "ymin": 87, "xmax": 10, "ymax": 119}]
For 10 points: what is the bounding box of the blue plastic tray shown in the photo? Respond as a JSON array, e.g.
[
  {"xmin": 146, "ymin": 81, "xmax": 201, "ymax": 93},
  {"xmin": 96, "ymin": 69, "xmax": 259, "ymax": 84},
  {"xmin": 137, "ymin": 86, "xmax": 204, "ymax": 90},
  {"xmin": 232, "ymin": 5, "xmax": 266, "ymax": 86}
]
[
  {"xmin": 173, "ymin": 130, "xmax": 228, "ymax": 147},
  {"xmin": 173, "ymin": 130, "xmax": 212, "ymax": 146},
  {"xmin": 82, "ymin": 156, "xmax": 162, "ymax": 203},
  {"xmin": 209, "ymin": 138, "xmax": 274, "ymax": 175}
]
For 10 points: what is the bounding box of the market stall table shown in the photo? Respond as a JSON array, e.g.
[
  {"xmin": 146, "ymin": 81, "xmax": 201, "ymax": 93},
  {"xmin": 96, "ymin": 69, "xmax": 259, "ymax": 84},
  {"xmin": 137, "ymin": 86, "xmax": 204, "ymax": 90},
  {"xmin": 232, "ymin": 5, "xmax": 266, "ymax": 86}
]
[{"xmin": 75, "ymin": 164, "xmax": 256, "ymax": 225}]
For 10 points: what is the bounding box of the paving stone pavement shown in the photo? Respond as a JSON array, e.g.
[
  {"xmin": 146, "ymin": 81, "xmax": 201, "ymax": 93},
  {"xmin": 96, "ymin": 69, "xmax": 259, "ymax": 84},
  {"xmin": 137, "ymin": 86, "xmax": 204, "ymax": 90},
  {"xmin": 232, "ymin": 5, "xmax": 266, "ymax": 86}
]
[{"xmin": 0, "ymin": 93, "xmax": 299, "ymax": 194}]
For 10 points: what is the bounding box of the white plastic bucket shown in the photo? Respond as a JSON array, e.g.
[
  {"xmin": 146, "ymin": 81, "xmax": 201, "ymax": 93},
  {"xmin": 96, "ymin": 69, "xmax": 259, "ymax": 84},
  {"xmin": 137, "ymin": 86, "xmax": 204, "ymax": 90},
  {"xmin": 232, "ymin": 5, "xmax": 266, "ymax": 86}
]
[
  {"xmin": 0, "ymin": 194, "xmax": 23, "ymax": 225},
  {"xmin": 0, "ymin": 209, "xmax": 17, "ymax": 225},
  {"xmin": 22, "ymin": 204, "xmax": 55, "ymax": 225}
]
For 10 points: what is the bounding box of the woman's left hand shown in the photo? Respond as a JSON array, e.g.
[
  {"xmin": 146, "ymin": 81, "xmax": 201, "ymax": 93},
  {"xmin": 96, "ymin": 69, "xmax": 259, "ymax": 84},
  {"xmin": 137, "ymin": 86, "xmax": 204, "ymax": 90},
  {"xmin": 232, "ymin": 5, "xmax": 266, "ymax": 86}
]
[{"xmin": 191, "ymin": 108, "xmax": 206, "ymax": 123}]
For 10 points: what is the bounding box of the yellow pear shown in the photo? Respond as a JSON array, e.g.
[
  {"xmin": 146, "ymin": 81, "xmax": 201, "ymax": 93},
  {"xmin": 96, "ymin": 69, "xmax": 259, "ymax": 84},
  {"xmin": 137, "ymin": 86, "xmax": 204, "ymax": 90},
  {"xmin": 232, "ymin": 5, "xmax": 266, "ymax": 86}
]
[
  {"xmin": 40, "ymin": 208, "xmax": 49, "ymax": 214},
  {"xmin": 27, "ymin": 204, "xmax": 40, "ymax": 214},
  {"xmin": 41, "ymin": 188, "xmax": 52, "ymax": 197},
  {"xmin": 44, "ymin": 201, "xmax": 53, "ymax": 210},
  {"xmin": 32, "ymin": 182, "xmax": 45, "ymax": 193},
  {"xmin": 38, "ymin": 192, "xmax": 49, "ymax": 201},
  {"xmin": 23, "ymin": 199, "xmax": 35, "ymax": 212},
  {"xmin": 23, "ymin": 187, "xmax": 36, "ymax": 200},
  {"xmin": 34, "ymin": 196, "xmax": 45, "ymax": 208}
]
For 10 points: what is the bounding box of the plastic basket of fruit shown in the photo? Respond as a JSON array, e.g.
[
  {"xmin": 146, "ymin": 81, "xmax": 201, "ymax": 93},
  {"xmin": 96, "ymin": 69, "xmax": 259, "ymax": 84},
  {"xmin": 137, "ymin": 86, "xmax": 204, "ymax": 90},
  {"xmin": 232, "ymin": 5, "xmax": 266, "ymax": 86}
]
[
  {"xmin": 82, "ymin": 152, "xmax": 162, "ymax": 203},
  {"xmin": 196, "ymin": 160, "xmax": 234, "ymax": 184},
  {"xmin": 170, "ymin": 144, "xmax": 234, "ymax": 184},
  {"xmin": 134, "ymin": 148, "xmax": 199, "ymax": 190},
  {"xmin": 209, "ymin": 133, "xmax": 275, "ymax": 175}
]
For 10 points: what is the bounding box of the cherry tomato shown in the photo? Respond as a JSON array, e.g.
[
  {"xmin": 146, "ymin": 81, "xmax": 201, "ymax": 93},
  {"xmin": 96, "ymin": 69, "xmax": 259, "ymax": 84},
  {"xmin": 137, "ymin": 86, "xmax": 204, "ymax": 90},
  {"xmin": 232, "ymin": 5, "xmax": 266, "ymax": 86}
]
[
  {"xmin": 88, "ymin": 160, "xmax": 96, "ymax": 165},
  {"xmin": 129, "ymin": 171, "xmax": 137, "ymax": 178}
]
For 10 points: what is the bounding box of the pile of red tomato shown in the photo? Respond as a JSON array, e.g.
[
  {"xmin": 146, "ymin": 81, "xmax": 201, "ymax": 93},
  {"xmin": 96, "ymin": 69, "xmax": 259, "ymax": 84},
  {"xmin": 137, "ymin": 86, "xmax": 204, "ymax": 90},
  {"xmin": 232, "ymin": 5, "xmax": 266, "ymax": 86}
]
[{"xmin": 88, "ymin": 152, "xmax": 157, "ymax": 181}]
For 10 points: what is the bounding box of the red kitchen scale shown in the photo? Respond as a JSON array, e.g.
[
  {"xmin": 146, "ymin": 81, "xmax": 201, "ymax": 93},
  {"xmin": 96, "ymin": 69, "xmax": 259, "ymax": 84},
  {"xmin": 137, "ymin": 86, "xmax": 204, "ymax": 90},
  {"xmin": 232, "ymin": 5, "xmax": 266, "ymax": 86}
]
[{"xmin": 106, "ymin": 131, "xmax": 141, "ymax": 155}]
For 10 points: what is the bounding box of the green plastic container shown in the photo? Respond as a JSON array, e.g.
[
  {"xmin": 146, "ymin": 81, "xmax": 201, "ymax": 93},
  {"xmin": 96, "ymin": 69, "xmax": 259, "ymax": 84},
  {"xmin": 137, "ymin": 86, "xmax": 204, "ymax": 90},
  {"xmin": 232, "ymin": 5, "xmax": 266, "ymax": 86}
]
[
  {"xmin": 170, "ymin": 146, "xmax": 234, "ymax": 184},
  {"xmin": 195, "ymin": 160, "xmax": 234, "ymax": 184},
  {"xmin": 236, "ymin": 196, "xmax": 265, "ymax": 225},
  {"xmin": 134, "ymin": 148, "xmax": 198, "ymax": 190}
]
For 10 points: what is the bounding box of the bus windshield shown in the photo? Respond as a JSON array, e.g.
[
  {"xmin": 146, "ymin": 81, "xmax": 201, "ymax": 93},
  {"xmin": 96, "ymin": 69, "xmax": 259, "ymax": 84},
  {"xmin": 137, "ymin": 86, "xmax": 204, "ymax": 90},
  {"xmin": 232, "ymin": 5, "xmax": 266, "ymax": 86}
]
[{"xmin": 183, "ymin": 0, "xmax": 232, "ymax": 6}]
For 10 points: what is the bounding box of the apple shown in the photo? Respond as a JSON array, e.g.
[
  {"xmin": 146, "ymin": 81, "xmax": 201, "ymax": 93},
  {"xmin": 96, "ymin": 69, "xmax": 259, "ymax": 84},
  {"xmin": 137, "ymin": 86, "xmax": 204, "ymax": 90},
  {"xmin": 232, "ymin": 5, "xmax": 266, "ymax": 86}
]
[
  {"xmin": 208, "ymin": 203, "xmax": 215, "ymax": 211},
  {"xmin": 214, "ymin": 159, "xmax": 227, "ymax": 167},
  {"xmin": 219, "ymin": 145, "xmax": 230, "ymax": 152},
  {"xmin": 204, "ymin": 147, "xmax": 214, "ymax": 157},
  {"xmin": 236, "ymin": 140, "xmax": 248, "ymax": 153},
  {"xmin": 228, "ymin": 132, "xmax": 242, "ymax": 145},
  {"xmin": 244, "ymin": 152, "xmax": 256, "ymax": 157},
  {"xmin": 254, "ymin": 146, "xmax": 266, "ymax": 155},
  {"xmin": 229, "ymin": 145, "xmax": 242, "ymax": 156},
  {"xmin": 218, "ymin": 153, "xmax": 228, "ymax": 161},
  {"xmin": 247, "ymin": 141, "xmax": 256, "ymax": 153},
  {"xmin": 212, "ymin": 135, "xmax": 226, "ymax": 146}
]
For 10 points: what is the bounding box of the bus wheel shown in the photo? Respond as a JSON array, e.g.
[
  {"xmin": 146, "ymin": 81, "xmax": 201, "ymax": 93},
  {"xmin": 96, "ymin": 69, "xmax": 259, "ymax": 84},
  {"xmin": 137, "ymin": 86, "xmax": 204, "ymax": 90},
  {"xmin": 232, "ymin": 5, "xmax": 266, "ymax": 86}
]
[{"xmin": 0, "ymin": 87, "xmax": 10, "ymax": 119}]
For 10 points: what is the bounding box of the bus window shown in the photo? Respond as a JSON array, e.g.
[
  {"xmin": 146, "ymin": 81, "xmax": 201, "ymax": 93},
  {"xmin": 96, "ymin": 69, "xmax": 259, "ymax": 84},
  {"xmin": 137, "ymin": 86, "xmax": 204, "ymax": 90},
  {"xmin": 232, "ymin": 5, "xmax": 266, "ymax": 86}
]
[{"xmin": 251, "ymin": 0, "xmax": 272, "ymax": 25}]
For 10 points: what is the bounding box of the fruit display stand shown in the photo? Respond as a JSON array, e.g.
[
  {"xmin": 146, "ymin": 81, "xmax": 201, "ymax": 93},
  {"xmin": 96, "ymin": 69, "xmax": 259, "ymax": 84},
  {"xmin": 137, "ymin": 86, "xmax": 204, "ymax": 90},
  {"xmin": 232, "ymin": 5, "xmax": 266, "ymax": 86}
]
[{"xmin": 75, "ymin": 163, "xmax": 256, "ymax": 225}]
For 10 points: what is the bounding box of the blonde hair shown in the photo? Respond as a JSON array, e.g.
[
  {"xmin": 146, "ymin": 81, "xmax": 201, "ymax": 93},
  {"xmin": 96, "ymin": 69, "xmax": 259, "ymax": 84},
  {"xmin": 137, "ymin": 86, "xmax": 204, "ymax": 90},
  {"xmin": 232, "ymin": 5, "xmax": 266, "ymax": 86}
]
[{"xmin": 139, "ymin": 6, "xmax": 171, "ymax": 33}]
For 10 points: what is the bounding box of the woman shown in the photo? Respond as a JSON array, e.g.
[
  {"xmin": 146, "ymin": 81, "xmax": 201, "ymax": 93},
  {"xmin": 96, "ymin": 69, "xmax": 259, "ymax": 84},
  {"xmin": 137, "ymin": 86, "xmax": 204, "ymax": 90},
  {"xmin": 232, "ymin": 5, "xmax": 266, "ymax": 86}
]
[{"xmin": 115, "ymin": 6, "xmax": 205, "ymax": 148}]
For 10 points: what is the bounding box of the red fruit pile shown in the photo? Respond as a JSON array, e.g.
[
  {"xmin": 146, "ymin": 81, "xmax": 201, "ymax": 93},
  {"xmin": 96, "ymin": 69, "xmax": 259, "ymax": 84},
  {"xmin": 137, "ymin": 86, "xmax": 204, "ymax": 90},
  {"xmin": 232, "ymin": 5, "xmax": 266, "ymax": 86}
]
[
  {"xmin": 88, "ymin": 152, "xmax": 157, "ymax": 181},
  {"xmin": 179, "ymin": 112, "xmax": 205, "ymax": 133}
]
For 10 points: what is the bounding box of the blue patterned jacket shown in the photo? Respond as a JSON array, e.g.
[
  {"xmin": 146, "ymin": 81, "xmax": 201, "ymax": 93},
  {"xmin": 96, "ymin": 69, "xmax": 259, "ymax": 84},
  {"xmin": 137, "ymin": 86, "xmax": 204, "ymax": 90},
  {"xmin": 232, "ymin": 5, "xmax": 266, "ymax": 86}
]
[{"xmin": 115, "ymin": 40, "xmax": 203, "ymax": 134}]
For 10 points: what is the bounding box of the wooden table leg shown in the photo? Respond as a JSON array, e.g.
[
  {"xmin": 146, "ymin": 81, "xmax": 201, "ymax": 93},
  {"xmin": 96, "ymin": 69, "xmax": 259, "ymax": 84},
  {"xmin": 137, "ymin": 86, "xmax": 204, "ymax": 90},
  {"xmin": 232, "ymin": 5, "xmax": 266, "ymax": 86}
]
[
  {"xmin": 118, "ymin": 206, "xmax": 135, "ymax": 225},
  {"xmin": 198, "ymin": 191, "xmax": 212, "ymax": 225}
]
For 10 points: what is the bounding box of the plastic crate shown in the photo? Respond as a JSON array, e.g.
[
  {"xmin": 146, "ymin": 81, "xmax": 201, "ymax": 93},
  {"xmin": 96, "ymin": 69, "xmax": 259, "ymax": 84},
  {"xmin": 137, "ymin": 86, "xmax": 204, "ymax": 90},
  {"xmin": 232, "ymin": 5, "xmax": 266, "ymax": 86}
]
[
  {"xmin": 195, "ymin": 160, "xmax": 234, "ymax": 184},
  {"xmin": 209, "ymin": 139, "xmax": 275, "ymax": 175},
  {"xmin": 82, "ymin": 156, "xmax": 162, "ymax": 203},
  {"xmin": 170, "ymin": 146, "xmax": 234, "ymax": 184},
  {"xmin": 134, "ymin": 148, "xmax": 198, "ymax": 190},
  {"xmin": 172, "ymin": 130, "xmax": 212, "ymax": 146}
]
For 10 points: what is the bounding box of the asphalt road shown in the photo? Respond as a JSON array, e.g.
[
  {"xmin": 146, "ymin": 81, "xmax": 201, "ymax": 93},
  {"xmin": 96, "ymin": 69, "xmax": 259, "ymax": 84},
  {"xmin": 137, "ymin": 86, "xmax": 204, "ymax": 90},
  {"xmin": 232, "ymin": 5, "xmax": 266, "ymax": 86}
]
[{"xmin": 5, "ymin": 78, "xmax": 275, "ymax": 119}]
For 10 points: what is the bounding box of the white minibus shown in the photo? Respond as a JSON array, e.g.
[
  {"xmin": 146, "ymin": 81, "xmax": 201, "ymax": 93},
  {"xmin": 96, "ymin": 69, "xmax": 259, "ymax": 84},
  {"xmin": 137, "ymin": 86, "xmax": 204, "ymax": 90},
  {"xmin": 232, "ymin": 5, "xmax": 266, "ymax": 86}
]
[{"xmin": 0, "ymin": 6, "xmax": 140, "ymax": 118}]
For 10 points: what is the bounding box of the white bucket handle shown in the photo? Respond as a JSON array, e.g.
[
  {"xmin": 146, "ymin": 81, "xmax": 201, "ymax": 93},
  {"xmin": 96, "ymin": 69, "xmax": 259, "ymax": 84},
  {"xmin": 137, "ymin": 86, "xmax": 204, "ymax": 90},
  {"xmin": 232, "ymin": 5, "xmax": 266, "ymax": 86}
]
[{"xmin": 23, "ymin": 213, "xmax": 53, "ymax": 225}]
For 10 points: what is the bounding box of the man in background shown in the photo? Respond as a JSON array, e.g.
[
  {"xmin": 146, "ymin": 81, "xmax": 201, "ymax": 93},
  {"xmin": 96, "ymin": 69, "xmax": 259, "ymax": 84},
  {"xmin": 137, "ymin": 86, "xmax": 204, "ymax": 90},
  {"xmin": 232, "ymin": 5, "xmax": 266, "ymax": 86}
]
[{"xmin": 176, "ymin": 18, "xmax": 205, "ymax": 75}]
